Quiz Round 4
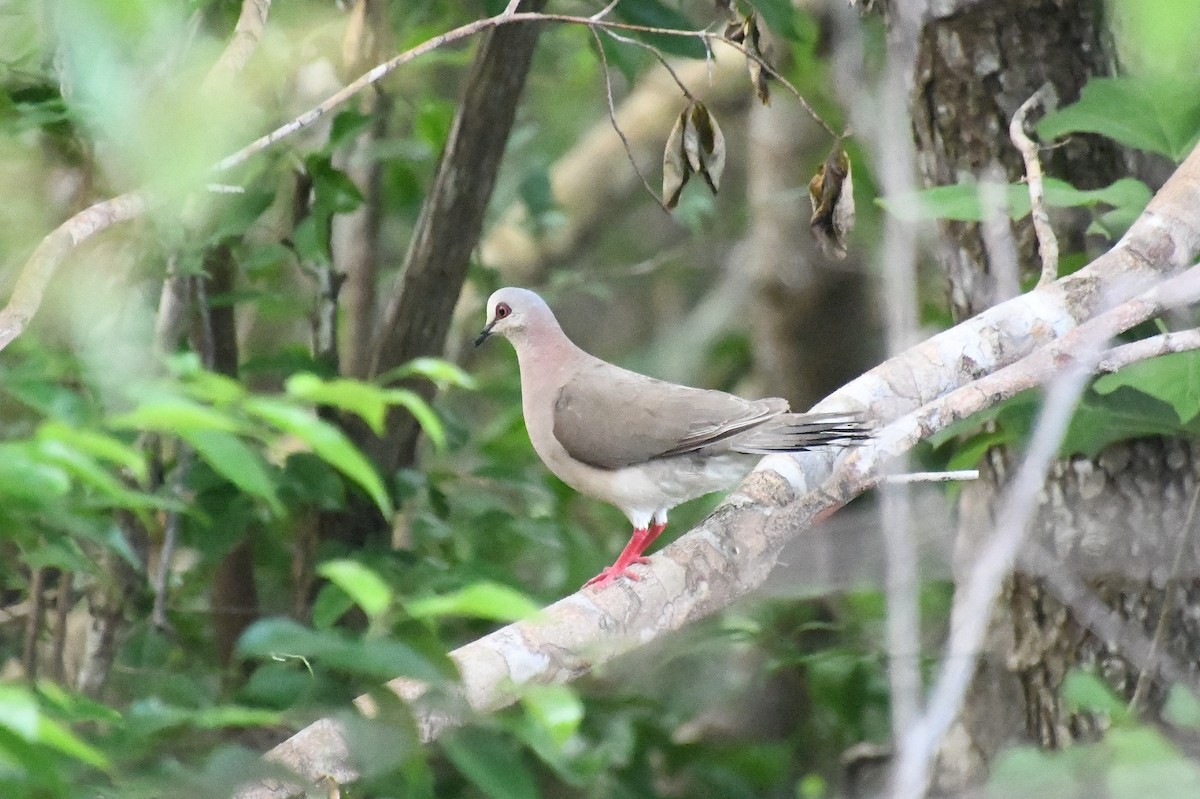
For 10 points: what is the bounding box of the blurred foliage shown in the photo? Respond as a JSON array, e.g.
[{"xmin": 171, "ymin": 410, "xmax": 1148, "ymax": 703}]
[
  {"xmin": 1, "ymin": 0, "xmax": 1196, "ymax": 797},
  {"xmin": 0, "ymin": 0, "xmax": 900, "ymax": 797}
]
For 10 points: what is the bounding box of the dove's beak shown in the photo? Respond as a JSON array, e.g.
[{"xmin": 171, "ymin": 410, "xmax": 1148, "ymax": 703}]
[{"xmin": 474, "ymin": 321, "xmax": 496, "ymax": 347}]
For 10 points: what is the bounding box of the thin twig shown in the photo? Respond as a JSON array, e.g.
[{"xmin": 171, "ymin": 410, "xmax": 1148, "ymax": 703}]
[
  {"xmin": 216, "ymin": 11, "xmax": 840, "ymax": 173},
  {"xmin": 1010, "ymin": 83, "xmax": 1059, "ymax": 287},
  {"xmin": 213, "ymin": 13, "xmax": 519, "ymax": 172},
  {"xmin": 890, "ymin": 351, "xmax": 1097, "ymax": 799},
  {"xmin": 589, "ymin": 27, "xmax": 669, "ymax": 213},
  {"xmin": 601, "ymin": 28, "xmax": 697, "ymax": 102},
  {"xmin": 881, "ymin": 470, "xmax": 979, "ymax": 484},
  {"xmin": 589, "ymin": 0, "xmax": 621, "ymax": 21},
  {"xmin": 1020, "ymin": 539, "xmax": 1200, "ymax": 698},
  {"xmin": 1128, "ymin": 481, "xmax": 1200, "ymax": 712},
  {"xmin": 3, "ymin": 8, "xmax": 836, "ymax": 353},
  {"xmin": 1098, "ymin": 328, "xmax": 1200, "ymax": 373}
]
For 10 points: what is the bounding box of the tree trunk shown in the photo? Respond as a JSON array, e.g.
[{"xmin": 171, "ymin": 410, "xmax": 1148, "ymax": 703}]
[
  {"xmin": 318, "ymin": 1, "xmax": 547, "ymax": 552},
  {"xmin": 908, "ymin": 0, "xmax": 1200, "ymax": 791},
  {"xmin": 367, "ymin": 1, "xmax": 547, "ymax": 473}
]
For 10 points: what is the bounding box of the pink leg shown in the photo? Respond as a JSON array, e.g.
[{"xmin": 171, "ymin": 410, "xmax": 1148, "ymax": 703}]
[{"xmin": 583, "ymin": 521, "xmax": 669, "ymax": 590}]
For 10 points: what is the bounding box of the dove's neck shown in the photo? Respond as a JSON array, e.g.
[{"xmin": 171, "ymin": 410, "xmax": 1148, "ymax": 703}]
[{"xmin": 511, "ymin": 316, "xmax": 588, "ymax": 396}]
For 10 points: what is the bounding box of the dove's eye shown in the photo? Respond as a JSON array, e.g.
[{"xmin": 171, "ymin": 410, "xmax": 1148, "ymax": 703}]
[{"xmin": 495, "ymin": 303, "xmax": 512, "ymax": 320}]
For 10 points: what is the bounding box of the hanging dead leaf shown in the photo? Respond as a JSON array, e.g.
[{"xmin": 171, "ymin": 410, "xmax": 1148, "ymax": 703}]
[
  {"xmin": 809, "ymin": 145, "xmax": 856, "ymax": 259},
  {"xmin": 682, "ymin": 102, "xmax": 726, "ymax": 194},
  {"xmin": 724, "ymin": 18, "xmax": 746, "ymax": 43},
  {"xmin": 663, "ymin": 108, "xmax": 691, "ymax": 209},
  {"xmin": 743, "ymin": 14, "xmax": 770, "ymax": 105},
  {"xmin": 748, "ymin": 59, "xmax": 770, "ymax": 105}
]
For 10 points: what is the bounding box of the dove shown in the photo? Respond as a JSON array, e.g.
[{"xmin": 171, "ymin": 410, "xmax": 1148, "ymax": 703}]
[{"xmin": 475, "ymin": 287, "xmax": 867, "ymax": 589}]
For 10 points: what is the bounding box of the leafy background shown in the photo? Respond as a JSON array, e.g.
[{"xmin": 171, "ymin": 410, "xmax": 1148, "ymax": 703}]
[{"xmin": 1, "ymin": 0, "xmax": 1200, "ymax": 797}]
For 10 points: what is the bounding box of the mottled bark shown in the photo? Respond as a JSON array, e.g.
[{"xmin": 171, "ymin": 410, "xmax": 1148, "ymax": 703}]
[
  {"xmin": 912, "ymin": 0, "xmax": 1122, "ymax": 319},
  {"xmin": 910, "ymin": 0, "xmax": 1200, "ymax": 791}
]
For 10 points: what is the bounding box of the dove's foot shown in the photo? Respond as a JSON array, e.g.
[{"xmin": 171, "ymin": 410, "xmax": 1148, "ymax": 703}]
[{"xmin": 583, "ymin": 557, "xmax": 651, "ymax": 589}]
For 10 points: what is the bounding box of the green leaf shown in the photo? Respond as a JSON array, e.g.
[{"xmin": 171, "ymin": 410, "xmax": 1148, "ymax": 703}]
[
  {"xmin": 383, "ymin": 388, "xmax": 446, "ymax": 450},
  {"xmin": 328, "ymin": 108, "xmax": 373, "ymax": 151},
  {"xmin": 286, "ymin": 373, "xmax": 389, "ymax": 434},
  {"xmin": 988, "ymin": 745, "xmax": 1082, "ymax": 797},
  {"xmin": 236, "ymin": 618, "xmax": 441, "ymax": 681},
  {"xmin": 34, "ymin": 716, "xmax": 109, "ymax": 769},
  {"xmin": 175, "ymin": 364, "xmax": 247, "ymax": 406},
  {"xmin": 442, "ymin": 727, "xmax": 538, "ymax": 799},
  {"xmin": 0, "ymin": 684, "xmax": 39, "ymax": 739},
  {"xmin": 34, "ymin": 439, "xmax": 168, "ymax": 511},
  {"xmin": 1062, "ymin": 670, "xmax": 1127, "ymax": 719},
  {"xmin": 1093, "ymin": 350, "xmax": 1200, "ymax": 424},
  {"xmin": 306, "ymin": 154, "xmax": 365, "ymax": 215},
  {"xmin": 1037, "ymin": 75, "xmax": 1200, "ymax": 161},
  {"xmin": 521, "ymin": 685, "xmax": 584, "ymax": 748},
  {"xmin": 180, "ymin": 429, "xmax": 282, "ymax": 515},
  {"xmin": 110, "ymin": 395, "xmax": 244, "ymax": 435},
  {"xmin": 1163, "ymin": 684, "xmax": 1200, "ymax": 730},
  {"xmin": 243, "ymin": 397, "xmax": 393, "ymax": 517},
  {"xmin": 311, "ymin": 583, "xmax": 357, "ymax": 631},
  {"xmin": 614, "ymin": 0, "xmax": 706, "ymax": 59},
  {"xmin": 377, "ymin": 357, "xmax": 477, "ymax": 390},
  {"xmin": 0, "ymin": 443, "xmax": 71, "ymax": 506},
  {"xmin": 879, "ymin": 177, "xmax": 1151, "ymax": 223},
  {"xmin": 1107, "ymin": 727, "xmax": 1200, "ymax": 799},
  {"xmin": 316, "ymin": 559, "xmax": 393, "ymax": 620},
  {"xmin": 188, "ymin": 705, "xmax": 283, "ymax": 729},
  {"xmin": 1062, "ymin": 387, "xmax": 1192, "ymax": 458},
  {"xmin": 406, "ymin": 581, "xmax": 540, "ymax": 622},
  {"xmin": 36, "ymin": 422, "xmax": 147, "ymax": 483}
]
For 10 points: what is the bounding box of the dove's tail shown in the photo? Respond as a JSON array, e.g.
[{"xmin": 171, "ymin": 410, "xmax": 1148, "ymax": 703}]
[{"xmin": 731, "ymin": 412, "xmax": 871, "ymax": 454}]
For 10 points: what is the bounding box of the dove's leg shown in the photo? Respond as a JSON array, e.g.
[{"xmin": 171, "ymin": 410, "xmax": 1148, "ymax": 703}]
[{"xmin": 583, "ymin": 519, "xmax": 669, "ymax": 589}]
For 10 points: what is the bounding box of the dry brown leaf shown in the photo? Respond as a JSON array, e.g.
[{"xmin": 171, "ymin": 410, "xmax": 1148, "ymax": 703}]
[
  {"xmin": 808, "ymin": 145, "xmax": 856, "ymax": 259},
  {"xmin": 663, "ymin": 108, "xmax": 691, "ymax": 209},
  {"xmin": 744, "ymin": 15, "xmax": 770, "ymax": 105},
  {"xmin": 681, "ymin": 102, "xmax": 725, "ymax": 194}
]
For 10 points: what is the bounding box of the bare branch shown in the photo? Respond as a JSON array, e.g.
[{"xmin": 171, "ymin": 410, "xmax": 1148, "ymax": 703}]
[
  {"xmin": 890, "ymin": 356, "xmax": 1095, "ymax": 799},
  {"xmin": 589, "ymin": 27, "xmax": 669, "ymax": 212},
  {"xmin": 213, "ymin": 13, "xmax": 518, "ymax": 172},
  {"xmin": 0, "ymin": 192, "xmax": 147, "ymax": 352},
  {"xmin": 589, "ymin": 0, "xmax": 621, "ymax": 22},
  {"xmin": 201, "ymin": 0, "xmax": 272, "ymax": 93},
  {"xmin": 882, "ymin": 470, "xmax": 979, "ymax": 484},
  {"xmin": 1129, "ymin": 482, "xmax": 1200, "ymax": 712},
  {"xmin": 602, "ymin": 28, "xmax": 698, "ymax": 102},
  {"xmin": 1098, "ymin": 328, "xmax": 1200, "ymax": 372},
  {"xmin": 1010, "ymin": 83, "xmax": 1059, "ymax": 287}
]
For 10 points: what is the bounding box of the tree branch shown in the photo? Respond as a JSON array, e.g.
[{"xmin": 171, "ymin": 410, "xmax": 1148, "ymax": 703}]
[
  {"xmin": 0, "ymin": 192, "xmax": 147, "ymax": 351},
  {"xmin": 1009, "ymin": 83, "xmax": 1059, "ymax": 287}
]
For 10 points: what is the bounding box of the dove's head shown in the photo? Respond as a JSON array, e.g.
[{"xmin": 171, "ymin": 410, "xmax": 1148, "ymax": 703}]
[{"xmin": 475, "ymin": 287, "xmax": 558, "ymax": 347}]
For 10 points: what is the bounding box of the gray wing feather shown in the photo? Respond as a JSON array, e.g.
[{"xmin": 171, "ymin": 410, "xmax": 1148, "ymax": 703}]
[{"xmin": 552, "ymin": 360, "xmax": 785, "ymax": 470}]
